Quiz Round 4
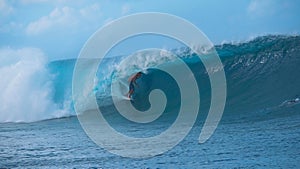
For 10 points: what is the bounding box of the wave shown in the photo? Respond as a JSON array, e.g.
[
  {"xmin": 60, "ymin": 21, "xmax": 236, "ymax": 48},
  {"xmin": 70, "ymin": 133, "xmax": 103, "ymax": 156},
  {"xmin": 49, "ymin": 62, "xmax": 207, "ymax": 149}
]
[{"xmin": 1, "ymin": 35, "xmax": 299, "ymax": 123}]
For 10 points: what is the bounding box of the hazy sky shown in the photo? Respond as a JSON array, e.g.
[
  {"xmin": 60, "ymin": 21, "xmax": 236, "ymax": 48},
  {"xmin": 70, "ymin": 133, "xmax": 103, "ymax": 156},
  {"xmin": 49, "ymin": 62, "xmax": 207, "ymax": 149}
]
[{"xmin": 1, "ymin": 0, "xmax": 299, "ymax": 60}]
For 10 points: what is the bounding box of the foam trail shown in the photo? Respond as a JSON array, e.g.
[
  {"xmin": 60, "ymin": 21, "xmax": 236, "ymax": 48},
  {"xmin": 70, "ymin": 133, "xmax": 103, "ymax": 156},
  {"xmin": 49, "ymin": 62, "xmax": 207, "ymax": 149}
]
[{"xmin": 0, "ymin": 47, "xmax": 71, "ymax": 123}]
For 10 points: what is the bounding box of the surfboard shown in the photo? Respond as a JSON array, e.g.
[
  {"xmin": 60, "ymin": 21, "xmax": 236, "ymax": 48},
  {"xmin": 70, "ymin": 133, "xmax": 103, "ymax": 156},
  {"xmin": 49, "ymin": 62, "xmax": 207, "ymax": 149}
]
[{"xmin": 121, "ymin": 95, "xmax": 132, "ymax": 100}]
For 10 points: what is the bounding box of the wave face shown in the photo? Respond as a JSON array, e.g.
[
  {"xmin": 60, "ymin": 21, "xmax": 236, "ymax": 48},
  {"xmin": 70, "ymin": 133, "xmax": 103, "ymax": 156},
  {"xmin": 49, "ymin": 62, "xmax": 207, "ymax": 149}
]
[
  {"xmin": 218, "ymin": 35, "xmax": 300, "ymax": 118},
  {"xmin": 0, "ymin": 35, "xmax": 299, "ymax": 123}
]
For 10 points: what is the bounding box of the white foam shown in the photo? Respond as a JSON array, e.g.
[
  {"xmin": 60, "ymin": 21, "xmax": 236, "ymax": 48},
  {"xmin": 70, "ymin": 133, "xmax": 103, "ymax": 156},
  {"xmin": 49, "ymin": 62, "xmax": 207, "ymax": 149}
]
[{"xmin": 0, "ymin": 47, "xmax": 71, "ymax": 123}]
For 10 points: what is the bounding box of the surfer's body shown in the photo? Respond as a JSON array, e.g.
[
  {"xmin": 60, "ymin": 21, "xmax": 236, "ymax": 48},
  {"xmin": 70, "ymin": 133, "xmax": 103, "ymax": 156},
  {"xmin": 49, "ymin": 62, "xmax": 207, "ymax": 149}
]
[{"xmin": 127, "ymin": 72, "xmax": 143, "ymax": 99}]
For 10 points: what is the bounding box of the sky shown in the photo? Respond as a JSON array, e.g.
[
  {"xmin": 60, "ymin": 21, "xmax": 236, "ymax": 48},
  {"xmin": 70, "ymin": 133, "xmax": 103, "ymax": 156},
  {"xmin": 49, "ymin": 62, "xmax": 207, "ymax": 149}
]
[{"xmin": 0, "ymin": 0, "xmax": 300, "ymax": 60}]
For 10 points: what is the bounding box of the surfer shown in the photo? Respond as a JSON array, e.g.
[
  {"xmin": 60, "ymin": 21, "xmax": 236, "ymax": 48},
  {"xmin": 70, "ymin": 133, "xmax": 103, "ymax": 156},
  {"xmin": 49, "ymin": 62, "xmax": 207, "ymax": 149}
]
[
  {"xmin": 281, "ymin": 95, "xmax": 300, "ymax": 106},
  {"xmin": 127, "ymin": 72, "xmax": 143, "ymax": 99},
  {"xmin": 287, "ymin": 96, "xmax": 300, "ymax": 104}
]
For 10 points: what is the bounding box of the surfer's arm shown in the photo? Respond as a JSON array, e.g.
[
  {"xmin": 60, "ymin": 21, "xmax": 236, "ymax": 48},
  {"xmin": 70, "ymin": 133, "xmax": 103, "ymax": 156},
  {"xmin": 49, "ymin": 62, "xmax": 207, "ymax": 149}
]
[{"xmin": 128, "ymin": 74, "xmax": 135, "ymax": 82}]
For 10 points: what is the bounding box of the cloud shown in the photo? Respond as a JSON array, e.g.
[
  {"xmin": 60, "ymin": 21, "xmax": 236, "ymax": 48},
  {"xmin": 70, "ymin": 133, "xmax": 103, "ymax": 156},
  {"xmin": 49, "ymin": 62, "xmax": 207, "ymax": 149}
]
[
  {"xmin": 79, "ymin": 3, "xmax": 101, "ymax": 20},
  {"xmin": 26, "ymin": 3, "xmax": 101, "ymax": 35},
  {"xmin": 26, "ymin": 6, "xmax": 76, "ymax": 35},
  {"xmin": 0, "ymin": 0, "xmax": 13, "ymax": 15}
]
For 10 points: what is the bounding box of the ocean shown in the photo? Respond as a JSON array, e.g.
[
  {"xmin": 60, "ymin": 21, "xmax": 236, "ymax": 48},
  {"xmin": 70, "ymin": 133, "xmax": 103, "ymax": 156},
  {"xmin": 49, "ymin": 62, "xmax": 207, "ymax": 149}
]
[{"xmin": 1, "ymin": 35, "xmax": 300, "ymax": 168}]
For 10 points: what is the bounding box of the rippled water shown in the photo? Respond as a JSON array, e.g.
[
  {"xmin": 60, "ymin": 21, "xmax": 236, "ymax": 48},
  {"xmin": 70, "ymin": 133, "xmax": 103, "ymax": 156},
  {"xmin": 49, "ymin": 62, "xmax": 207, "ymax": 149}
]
[{"xmin": 1, "ymin": 107, "xmax": 299, "ymax": 168}]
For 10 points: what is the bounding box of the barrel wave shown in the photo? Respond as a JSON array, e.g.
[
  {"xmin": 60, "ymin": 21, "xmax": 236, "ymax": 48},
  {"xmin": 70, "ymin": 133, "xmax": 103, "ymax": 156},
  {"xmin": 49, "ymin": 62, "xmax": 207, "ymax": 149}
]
[{"xmin": 0, "ymin": 35, "xmax": 299, "ymax": 123}]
